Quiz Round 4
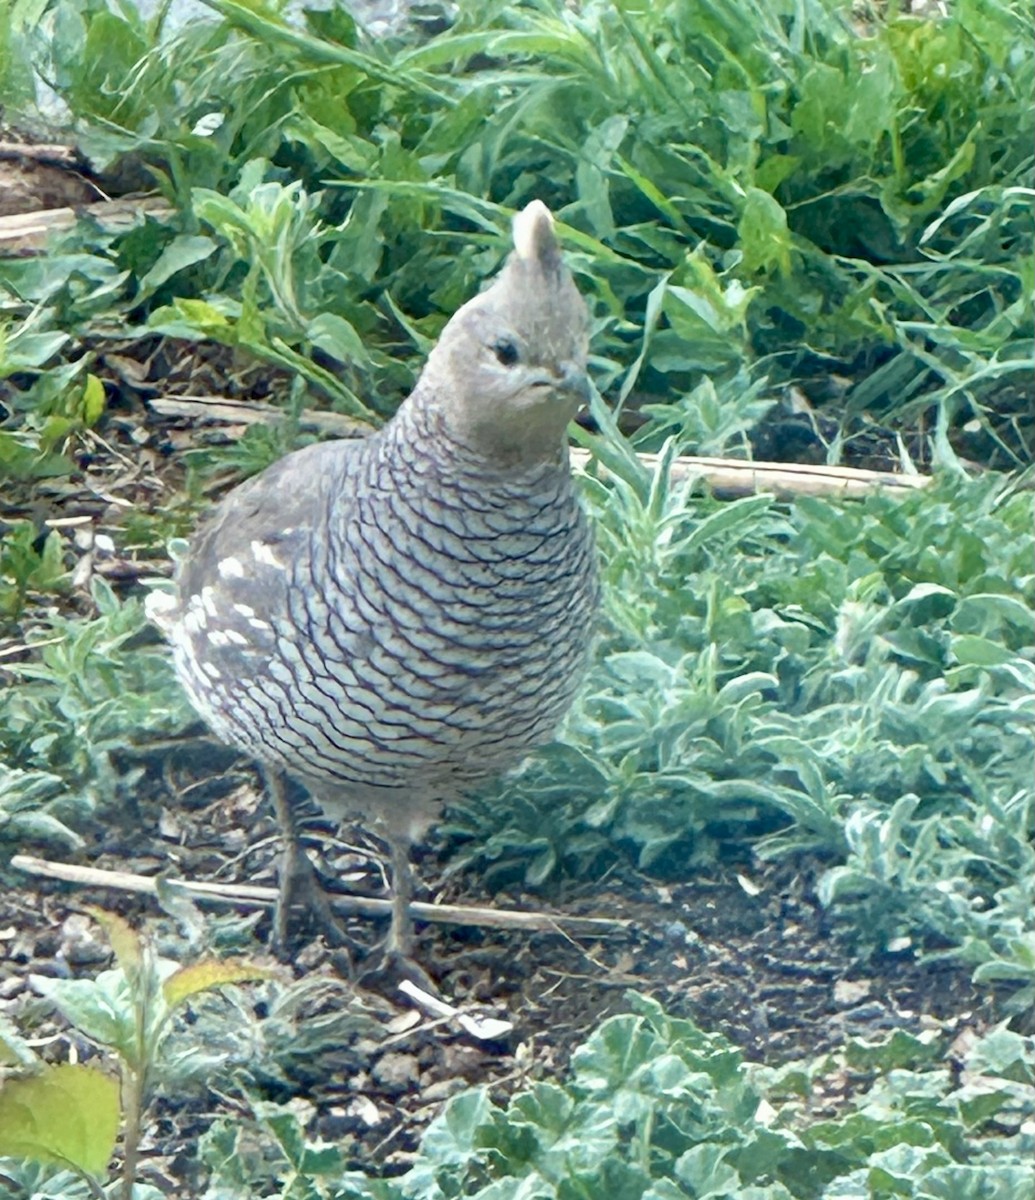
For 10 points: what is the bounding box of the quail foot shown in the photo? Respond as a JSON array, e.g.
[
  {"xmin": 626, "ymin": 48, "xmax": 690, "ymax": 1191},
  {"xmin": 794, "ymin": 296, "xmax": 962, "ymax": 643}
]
[{"xmin": 148, "ymin": 200, "xmax": 599, "ymax": 973}]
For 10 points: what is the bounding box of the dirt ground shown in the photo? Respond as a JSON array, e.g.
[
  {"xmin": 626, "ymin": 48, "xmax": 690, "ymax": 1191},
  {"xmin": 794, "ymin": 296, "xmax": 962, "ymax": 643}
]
[{"xmin": 0, "ymin": 732, "xmax": 998, "ymax": 1190}]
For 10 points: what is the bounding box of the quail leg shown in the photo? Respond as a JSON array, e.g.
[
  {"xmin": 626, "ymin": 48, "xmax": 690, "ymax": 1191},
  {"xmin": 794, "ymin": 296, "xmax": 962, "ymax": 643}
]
[
  {"xmin": 376, "ymin": 832, "xmax": 440, "ymax": 992},
  {"xmin": 264, "ymin": 768, "xmax": 353, "ymax": 955},
  {"xmin": 386, "ymin": 835, "xmax": 416, "ymax": 957}
]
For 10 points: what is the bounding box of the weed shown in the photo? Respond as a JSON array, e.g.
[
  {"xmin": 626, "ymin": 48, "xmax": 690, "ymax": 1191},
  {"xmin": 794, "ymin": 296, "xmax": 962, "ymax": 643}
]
[
  {"xmin": 0, "ymin": 578, "xmax": 193, "ymax": 856},
  {"xmin": 0, "ymin": 910, "xmax": 275, "ymax": 1198},
  {"xmin": 192, "ymin": 994, "xmax": 1035, "ymax": 1199}
]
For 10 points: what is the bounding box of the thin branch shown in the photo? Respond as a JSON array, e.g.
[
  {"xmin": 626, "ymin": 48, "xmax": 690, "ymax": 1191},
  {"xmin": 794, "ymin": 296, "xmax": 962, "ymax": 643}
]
[
  {"xmin": 0, "ymin": 140, "xmax": 83, "ymax": 167},
  {"xmin": 0, "ymin": 199, "xmax": 956, "ymax": 499},
  {"xmin": 10, "ymin": 854, "xmax": 630, "ymax": 937},
  {"xmin": 148, "ymin": 395, "xmax": 370, "ymax": 437},
  {"xmin": 0, "ymin": 197, "xmax": 172, "ymax": 255},
  {"xmin": 150, "ymin": 395, "xmax": 933, "ymax": 498},
  {"xmin": 570, "ymin": 448, "xmax": 931, "ymax": 499}
]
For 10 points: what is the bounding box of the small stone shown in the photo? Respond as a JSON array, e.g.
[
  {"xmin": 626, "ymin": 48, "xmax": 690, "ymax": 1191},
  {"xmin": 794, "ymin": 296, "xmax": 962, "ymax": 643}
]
[
  {"xmin": 420, "ymin": 1077, "xmax": 468, "ymax": 1104},
  {"xmin": 0, "ymin": 975, "xmax": 24, "ymax": 999},
  {"xmin": 59, "ymin": 914, "xmax": 110, "ymax": 967},
  {"xmin": 372, "ymin": 1051, "xmax": 420, "ymax": 1092},
  {"xmin": 158, "ymin": 807, "xmax": 183, "ymax": 840},
  {"xmin": 833, "ymin": 979, "xmax": 871, "ymax": 1008},
  {"xmin": 343, "ymin": 1096, "xmax": 382, "ymax": 1127},
  {"xmin": 385, "ymin": 1010, "xmax": 422, "ymax": 1036}
]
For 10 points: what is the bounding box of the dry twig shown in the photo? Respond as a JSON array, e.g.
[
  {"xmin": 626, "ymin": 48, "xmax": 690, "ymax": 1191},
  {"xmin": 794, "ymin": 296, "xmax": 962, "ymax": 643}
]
[
  {"xmin": 149, "ymin": 395, "xmax": 370, "ymax": 437},
  {"xmin": 152, "ymin": 395, "xmax": 931, "ymax": 499},
  {"xmin": 0, "ymin": 141, "xmax": 84, "ymax": 167},
  {"xmin": 570, "ymin": 448, "xmax": 931, "ymax": 499},
  {"xmin": 0, "ymin": 196, "xmax": 173, "ymax": 255},
  {"xmin": 10, "ymin": 854, "xmax": 630, "ymax": 937},
  {"xmin": 0, "ymin": 198, "xmax": 935, "ymax": 499}
]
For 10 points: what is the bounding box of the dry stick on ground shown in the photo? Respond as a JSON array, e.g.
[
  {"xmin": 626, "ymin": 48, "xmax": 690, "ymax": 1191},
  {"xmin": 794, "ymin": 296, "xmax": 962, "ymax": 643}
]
[
  {"xmin": 0, "ymin": 198, "xmax": 932, "ymax": 499},
  {"xmin": 150, "ymin": 395, "xmax": 372, "ymax": 438},
  {"xmin": 0, "ymin": 196, "xmax": 173, "ymax": 255},
  {"xmin": 150, "ymin": 395, "xmax": 933, "ymax": 499},
  {"xmin": 10, "ymin": 854, "xmax": 629, "ymax": 936},
  {"xmin": 570, "ymin": 448, "xmax": 931, "ymax": 499},
  {"xmin": 0, "ymin": 141, "xmax": 84, "ymax": 167}
]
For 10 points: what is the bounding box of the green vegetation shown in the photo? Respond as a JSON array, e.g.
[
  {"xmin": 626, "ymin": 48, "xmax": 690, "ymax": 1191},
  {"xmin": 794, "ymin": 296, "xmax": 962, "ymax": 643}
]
[
  {"xmin": 2, "ymin": 0, "xmax": 1031, "ymax": 471},
  {"xmin": 451, "ymin": 458, "xmax": 1034, "ymax": 1010},
  {"xmin": 6, "ymin": 984, "xmax": 1031, "ymax": 1200},
  {"xmin": 200, "ymin": 995, "xmax": 1035, "ymax": 1200},
  {"xmin": 0, "ymin": 0, "xmax": 1032, "ymax": 1193}
]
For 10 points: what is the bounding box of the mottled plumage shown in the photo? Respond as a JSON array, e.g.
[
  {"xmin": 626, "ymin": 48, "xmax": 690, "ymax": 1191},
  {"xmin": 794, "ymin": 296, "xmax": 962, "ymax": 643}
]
[{"xmin": 149, "ymin": 201, "xmax": 598, "ymax": 959}]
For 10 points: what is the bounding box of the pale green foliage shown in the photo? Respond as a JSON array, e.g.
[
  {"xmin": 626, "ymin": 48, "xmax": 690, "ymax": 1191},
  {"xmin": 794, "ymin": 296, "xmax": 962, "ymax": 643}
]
[
  {"xmin": 0, "ymin": 1, "xmax": 1032, "ymax": 1192},
  {"xmin": 0, "ymin": 1064, "xmax": 120, "ymax": 1179},
  {"xmin": 449, "ymin": 439, "xmax": 1035, "ymax": 998},
  {"xmin": 0, "ymin": 579, "xmax": 193, "ymax": 849},
  {"xmin": 0, "ymin": 912, "xmax": 279, "ymax": 1194},
  {"xmin": 196, "ymin": 995, "xmax": 1035, "ymax": 1199},
  {"xmin": 1, "ymin": 0, "xmax": 1031, "ymax": 477}
]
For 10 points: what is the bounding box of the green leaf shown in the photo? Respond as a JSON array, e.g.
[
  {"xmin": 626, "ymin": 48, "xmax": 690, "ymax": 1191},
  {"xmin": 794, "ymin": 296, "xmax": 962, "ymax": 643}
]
[
  {"xmin": 737, "ymin": 188, "xmax": 792, "ymax": 276},
  {"xmin": 30, "ymin": 971, "xmax": 138, "ymax": 1058},
  {"xmin": 136, "ymin": 234, "xmax": 218, "ymax": 296},
  {"xmin": 86, "ymin": 908, "xmax": 143, "ymax": 982},
  {"xmin": 951, "ymin": 634, "xmax": 1015, "ymax": 667},
  {"xmin": 306, "ymin": 312, "xmax": 366, "ymax": 363},
  {"xmin": 80, "ymin": 374, "xmax": 106, "ymax": 427},
  {"xmin": 0, "ymin": 1063, "xmax": 120, "ymax": 1177},
  {"xmin": 162, "ymin": 957, "xmax": 275, "ymax": 1009}
]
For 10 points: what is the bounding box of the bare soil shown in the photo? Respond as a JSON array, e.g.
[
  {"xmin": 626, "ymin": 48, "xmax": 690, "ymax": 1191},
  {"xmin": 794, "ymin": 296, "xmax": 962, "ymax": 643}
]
[{"xmin": 0, "ymin": 732, "xmax": 998, "ymax": 1191}]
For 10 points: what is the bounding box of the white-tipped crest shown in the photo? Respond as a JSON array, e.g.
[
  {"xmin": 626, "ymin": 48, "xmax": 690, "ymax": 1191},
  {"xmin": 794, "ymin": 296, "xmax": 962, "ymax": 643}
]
[{"xmin": 511, "ymin": 200, "xmax": 559, "ymax": 266}]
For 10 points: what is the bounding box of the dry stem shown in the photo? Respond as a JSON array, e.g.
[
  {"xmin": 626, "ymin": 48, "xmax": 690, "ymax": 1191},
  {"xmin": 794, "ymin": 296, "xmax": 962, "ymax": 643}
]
[{"xmin": 11, "ymin": 854, "xmax": 629, "ymax": 937}]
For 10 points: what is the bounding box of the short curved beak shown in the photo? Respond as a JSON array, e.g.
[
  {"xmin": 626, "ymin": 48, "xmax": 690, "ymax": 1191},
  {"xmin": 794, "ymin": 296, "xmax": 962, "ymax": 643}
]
[{"xmin": 556, "ymin": 363, "xmax": 592, "ymax": 408}]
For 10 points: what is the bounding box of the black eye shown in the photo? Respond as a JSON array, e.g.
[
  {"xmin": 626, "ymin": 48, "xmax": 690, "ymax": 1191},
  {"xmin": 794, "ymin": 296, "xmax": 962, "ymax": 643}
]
[{"xmin": 492, "ymin": 338, "xmax": 519, "ymax": 367}]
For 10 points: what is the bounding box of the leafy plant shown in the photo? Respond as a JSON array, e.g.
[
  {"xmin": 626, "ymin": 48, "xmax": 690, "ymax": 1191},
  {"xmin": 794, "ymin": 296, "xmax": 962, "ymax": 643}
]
[
  {"xmin": 0, "ymin": 522, "xmax": 69, "ymax": 619},
  {"xmin": 0, "ymin": 577, "xmax": 193, "ymax": 846},
  {"xmin": 2, "ymin": 0, "xmax": 1030, "ymax": 478},
  {"xmin": 0, "ymin": 764, "xmax": 83, "ymax": 852},
  {"xmin": 0, "ymin": 910, "xmax": 274, "ymax": 1198},
  {"xmin": 1, "ymin": 2, "xmax": 1033, "ymax": 1188},
  {"xmin": 450, "ymin": 454, "xmax": 1035, "ymax": 999},
  {"xmin": 196, "ymin": 994, "xmax": 1035, "ymax": 1199}
]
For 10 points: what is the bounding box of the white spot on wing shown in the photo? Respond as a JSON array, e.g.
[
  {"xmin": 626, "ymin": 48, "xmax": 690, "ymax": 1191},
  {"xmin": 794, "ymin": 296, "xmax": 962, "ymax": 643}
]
[
  {"xmin": 184, "ymin": 604, "xmax": 206, "ymax": 632},
  {"xmin": 202, "ymin": 662, "xmax": 221, "ymax": 679},
  {"xmin": 251, "ymin": 539, "xmax": 284, "ymax": 568},
  {"xmin": 218, "ymin": 556, "xmax": 245, "ymax": 579},
  {"xmin": 201, "ymin": 587, "xmax": 219, "ymax": 617},
  {"xmin": 144, "ymin": 591, "xmax": 176, "ymax": 621},
  {"xmin": 234, "ymin": 603, "xmax": 256, "ymax": 618}
]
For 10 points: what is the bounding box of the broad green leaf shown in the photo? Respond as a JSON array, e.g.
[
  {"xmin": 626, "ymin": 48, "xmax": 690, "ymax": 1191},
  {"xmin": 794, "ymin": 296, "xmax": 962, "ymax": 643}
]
[
  {"xmin": 306, "ymin": 312, "xmax": 366, "ymax": 363},
  {"xmin": 30, "ymin": 971, "xmax": 137, "ymax": 1058},
  {"xmin": 85, "ymin": 908, "xmax": 142, "ymax": 981},
  {"xmin": 737, "ymin": 188, "xmax": 792, "ymax": 276},
  {"xmin": 80, "ymin": 374, "xmax": 106, "ymax": 427},
  {"xmin": 0, "ymin": 1064, "xmax": 120, "ymax": 1176},
  {"xmin": 136, "ymin": 234, "xmax": 218, "ymax": 296},
  {"xmin": 951, "ymin": 634, "xmax": 1015, "ymax": 667}
]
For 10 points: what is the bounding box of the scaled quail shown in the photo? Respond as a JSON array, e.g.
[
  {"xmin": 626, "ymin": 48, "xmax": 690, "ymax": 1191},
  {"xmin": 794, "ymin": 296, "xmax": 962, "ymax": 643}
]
[{"xmin": 149, "ymin": 200, "xmax": 598, "ymax": 963}]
